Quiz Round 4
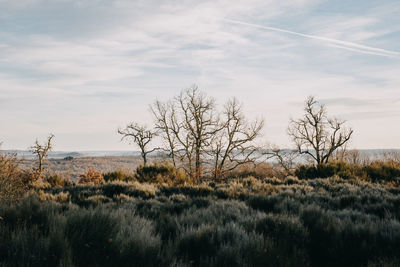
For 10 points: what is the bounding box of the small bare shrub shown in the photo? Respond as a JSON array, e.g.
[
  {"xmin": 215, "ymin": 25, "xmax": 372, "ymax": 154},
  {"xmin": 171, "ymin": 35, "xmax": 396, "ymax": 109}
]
[
  {"xmin": 43, "ymin": 173, "xmax": 72, "ymax": 187},
  {"xmin": 38, "ymin": 190, "xmax": 70, "ymax": 203},
  {"xmin": 79, "ymin": 169, "xmax": 105, "ymax": 184},
  {"xmin": 0, "ymin": 152, "xmax": 29, "ymax": 203}
]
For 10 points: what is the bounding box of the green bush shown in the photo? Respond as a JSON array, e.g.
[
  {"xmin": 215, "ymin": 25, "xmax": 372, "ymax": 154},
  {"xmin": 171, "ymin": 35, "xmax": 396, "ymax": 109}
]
[
  {"xmin": 102, "ymin": 182, "xmax": 129, "ymax": 197},
  {"xmin": 1, "ymin": 195, "xmax": 52, "ymax": 234},
  {"xmin": 299, "ymin": 206, "xmax": 400, "ymax": 267},
  {"xmin": 116, "ymin": 214, "xmax": 162, "ymax": 267},
  {"xmin": 0, "ymin": 196, "xmax": 70, "ymax": 266},
  {"xmin": 135, "ymin": 163, "xmax": 187, "ymax": 184},
  {"xmin": 295, "ymin": 165, "xmax": 319, "ymax": 179},
  {"xmin": 362, "ymin": 160, "xmax": 400, "ymax": 182},
  {"xmin": 295, "ymin": 160, "xmax": 400, "ymax": 181},
  {"xmin": 295, "ymin": 161, "xmax": 359, "ymax": 179},
  {"xmin": 103, "ymin": 170, "xmax": 134, "ymax": 182},
  {"xmin": 65, "ymin": 209, "xmax": 119, "ymax": 266},
  {"xmin": 177, "ymin": 224, "xmax": 217, "ymax": 264}
]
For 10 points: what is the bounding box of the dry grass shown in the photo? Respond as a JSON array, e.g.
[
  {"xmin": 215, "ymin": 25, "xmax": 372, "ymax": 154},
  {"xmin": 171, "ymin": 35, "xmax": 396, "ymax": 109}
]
[
  {"xmin": 18, "ymin": 156, "xmax": 144, "ymax": 182},
  {"xmin": 2, "ymin": 176, "xmax": 399, "ymax": 267}
]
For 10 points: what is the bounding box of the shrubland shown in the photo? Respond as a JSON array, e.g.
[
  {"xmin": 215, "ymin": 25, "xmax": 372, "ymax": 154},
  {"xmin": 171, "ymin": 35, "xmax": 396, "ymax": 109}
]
[
  {"xmin": 295, "ymin": 160, "xmax": 400, "ymax": 183},
  {"xmin": 1, "ymin": 117, "xmax": 400, "ymax": 267},
  {"xmin": 1, "ymin": 155, "xmax": 400, "ymax": 266}
]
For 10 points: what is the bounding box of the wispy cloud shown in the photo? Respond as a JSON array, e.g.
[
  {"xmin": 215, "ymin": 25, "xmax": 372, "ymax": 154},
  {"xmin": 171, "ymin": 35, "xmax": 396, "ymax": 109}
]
[
  {"xmin": 0, "ymin": 0, "xmax": 399, "ymax": 149},
  {"xmin": 223, "ymin": 18, "xmax": 400, "ymax": 58}
]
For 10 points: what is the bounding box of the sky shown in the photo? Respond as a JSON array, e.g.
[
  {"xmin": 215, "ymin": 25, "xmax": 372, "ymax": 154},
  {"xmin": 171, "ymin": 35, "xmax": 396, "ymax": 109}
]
[{"xmin": 0, "ymin": 0, "xmax": 399, "ymax": 151}]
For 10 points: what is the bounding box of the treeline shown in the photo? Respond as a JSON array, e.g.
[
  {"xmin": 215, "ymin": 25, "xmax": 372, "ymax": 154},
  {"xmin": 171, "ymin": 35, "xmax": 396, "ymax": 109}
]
[
  {"xmin": 117, "ymin": 86, "xmax": 355, "ymax": 182},
  {"xmin": 3, "ymin": 85, "xmax": 398, "ymax": 185},
  {"xmin": 1, "ymin": 85, "xmax": 400, "ymax": 204},
  {"xmin": 119, "ymin": 86, "xmax": 265, "ymax": 182}
]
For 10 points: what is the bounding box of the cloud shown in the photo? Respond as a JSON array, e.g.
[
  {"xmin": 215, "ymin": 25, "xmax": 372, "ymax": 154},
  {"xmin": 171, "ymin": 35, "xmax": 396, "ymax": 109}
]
[
  {"xmin": 340, "ymin": 110, "xmax": 400, "ymax": 121},
  {"xmin": 222, "ymin": 18, "xmax": 400, "ymax": 58},
  {"xmin": 0, "ymin": 0, "xmax": 399, "ymax": 149}
]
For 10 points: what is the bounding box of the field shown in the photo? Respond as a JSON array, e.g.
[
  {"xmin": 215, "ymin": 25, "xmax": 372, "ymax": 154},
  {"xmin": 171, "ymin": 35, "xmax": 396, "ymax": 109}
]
[
  {"xmin": 17, "ymin": 156, "xmax": 145, "ymax": 182},
  {"xmin": 1, "ymin": 167, "xmax": 400, "ymax": 266}
]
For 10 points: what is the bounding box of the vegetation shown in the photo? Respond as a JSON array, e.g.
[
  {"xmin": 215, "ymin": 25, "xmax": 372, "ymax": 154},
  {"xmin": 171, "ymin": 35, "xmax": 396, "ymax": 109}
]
[
  {"xmin": 30, "ymin": 134, "xmax": 54, "ymax": 177},
  {"xmin": 135, "ymin": 162, "xmax": 187, "ymax": 184},
  {"xmin": 0, "ymin": 152, "xmax": 29, "ymax": 203},
  {"xmin": 42, "ymin": 173, "xmax": 72, "ymax": 187},
  {"xmin": 103, "ymin": 170, "xmax": 135, "ymax": 182},
  {"xmin": 79, "ymin": 169, "xmax": 105, "ymax": 184},
  {"xmin": 148, "ymin": 86, "xmax": 264, "ymax": 182},
  {"xmin": 18, "ymin": 156, "xmax": 142, "ymax": 182},
  {"xmin": 295, "ymin": 160, "xmax": 400, "ymax": 182},
  {"xmin": 1, "ymin": 150, "xmax": 400, "ymax": 266},
  {"xmin": 118, "ymin": 123, "xmax": 158, "ymax": 166},
  {"xmin": 0, "ymin": 175, "xmax": 399, "ymax": 267},
  {"xmin": 288, "ymin": 96, "xmax": 353, "ymax": 166}
]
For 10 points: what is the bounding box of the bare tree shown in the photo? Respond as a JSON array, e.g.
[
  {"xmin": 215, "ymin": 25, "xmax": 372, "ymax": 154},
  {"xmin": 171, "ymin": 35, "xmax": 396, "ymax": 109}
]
[
  {"xmin": 267, "ymin": 145, "xmax": 299, "ymax": 173},
  {"xmin": 332, "ymin": 143, "xmax": 348, "ymax": 162},
  {"xmin": 151, "ymin": 100, "xmax": 178, "ymax": 167},
  {"xmin": 150, "ymin": 86, "xmax": 266, "ymax": 182},
  {"xmin": 31, "ymin": 134, "xmax": 54, "ymax": 175},
  {"xmin": 151, "ymin": 86, "xmax": 223, "ymax": 182},
  {"xmin": 118, "ymin": 123, "xmax": 157, "ymax": 165},
  {"xmin": 380, "ymin": 150, "xmax": 400, "ymax": 163},
  {"xmin": 172, "ymin": 86, "xmax": 218, "ymax": 182},
  {"xmin": 343, "ymin": 149, "xmax": 371, "ymax": 165},
  {"xmin": 288, "ymin": 96, "xmax": 353, "ymax": 166},
  {"xmin": 209, "ymin": 98, "xmax": 264, "ymax": 179}
]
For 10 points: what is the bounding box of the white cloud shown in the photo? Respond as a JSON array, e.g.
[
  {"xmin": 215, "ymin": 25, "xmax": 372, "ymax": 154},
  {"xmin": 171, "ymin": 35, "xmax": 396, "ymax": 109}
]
[
  {"xmin": 0, "ymin": 0, "xmax": 399, "ymax": 150},
  {"xmin": 223, "ymin": 18, "xmax": 400, "ymax": 58}
]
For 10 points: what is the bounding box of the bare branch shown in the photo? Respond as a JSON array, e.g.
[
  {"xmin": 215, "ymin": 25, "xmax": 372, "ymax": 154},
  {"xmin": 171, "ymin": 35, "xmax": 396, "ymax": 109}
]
[
  {"xmin": 287, "ymin": 96, "xmax": 353, "ymax": 166},
  {"xmin": 118, "ymin": 123, "xmax": 157, "ymax": 165},
  {"xmin": 30, "ymin": 134, "xmax": 54, "ymax": 175},
  {"xmin": 209, "ymin": 97, "xmax": 264, "ymax": 179}
]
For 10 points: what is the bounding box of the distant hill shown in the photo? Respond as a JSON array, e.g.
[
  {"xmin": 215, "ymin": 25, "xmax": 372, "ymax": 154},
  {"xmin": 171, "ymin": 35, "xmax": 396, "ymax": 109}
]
[
  {"xmin": 0, "ymin": 150, "xmax": 142, "ymax": 159},
  {"xmin": 1, "ymin": 149, "xmax": 399, "ymax": 160}
]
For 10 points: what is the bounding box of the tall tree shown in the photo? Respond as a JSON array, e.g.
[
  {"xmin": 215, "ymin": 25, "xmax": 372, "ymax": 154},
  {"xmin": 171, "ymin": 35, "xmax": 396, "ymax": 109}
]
[
  {"xmin": 152, "ymin": 87, "xmax": 266, "ymax": 182},
  {"xmin": 173, "ymin": 86, "xmax": 218, "ymax": 182},
  {"xmin": 209, "ymin": 98, "xmax": 264, "ymax": 179},
  {"xmin": 287, "ymin": 96, "xmax": 353, "ymax": 166},
  {"xmin": 151, "ymin": 100, "xmax": 178, "ymax": 167},
  {"xmin": 118, "ymin": 123, "xmax": 157, "ymax": 165}
]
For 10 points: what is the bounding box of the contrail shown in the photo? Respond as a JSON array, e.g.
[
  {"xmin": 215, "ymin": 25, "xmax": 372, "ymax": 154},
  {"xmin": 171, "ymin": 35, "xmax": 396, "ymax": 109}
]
[{"xmin": 223, "ymin": 18, "xmax": 400, "ymax": 59}]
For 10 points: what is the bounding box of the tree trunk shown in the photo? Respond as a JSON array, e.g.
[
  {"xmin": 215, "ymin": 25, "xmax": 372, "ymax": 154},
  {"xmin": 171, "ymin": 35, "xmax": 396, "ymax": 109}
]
[
  {"xmin": 195, "ymin": 146, "xmax": 201, "ymax": 183},
  {"xmin": 142, "ymin": 151, "xmax": 147, "ymax": 166}
]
